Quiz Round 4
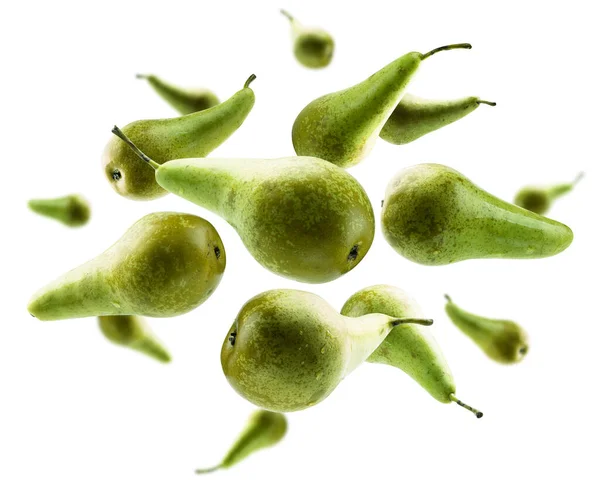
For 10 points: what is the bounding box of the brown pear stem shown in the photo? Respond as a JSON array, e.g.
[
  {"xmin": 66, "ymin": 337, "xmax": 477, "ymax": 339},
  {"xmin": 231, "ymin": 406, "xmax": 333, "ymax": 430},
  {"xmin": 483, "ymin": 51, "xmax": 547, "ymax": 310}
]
[
  {"xmin": 391, "ymin": 318, "xmax": 433, "ymax": 327},
  {"xmin": 195, "ymin": 464, "xmax": 222, "ymax": 475},
  {"xmin": 421, "ymin": 43, "xmax": 472, "ymax": 60},
  {"xmin": 111, "ymin": 126, "xmax": 160, "ymax": 170},
  {"xmin": 244, "ymin": 74, "xmax": 257, "ymax": 88},
  {"xmin": 477, "ymin": 100, "xmax": 497, "ymax": 106},
  {"xmin": 450, "ymin": 394, "xmax": 483, "ymax": 419},
  {"xmin": 280, "ymin": 9, "xmax": 294, "ymax": 22}
]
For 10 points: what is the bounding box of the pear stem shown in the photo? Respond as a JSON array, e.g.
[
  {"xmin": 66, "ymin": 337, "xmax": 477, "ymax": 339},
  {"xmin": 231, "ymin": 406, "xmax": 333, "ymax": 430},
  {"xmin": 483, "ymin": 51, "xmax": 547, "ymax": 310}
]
[
  {"xmin": 135, "ymin": 73, "xmax": 149, "ymax": 79},
  {"xmin": 244, "ymin": 74, "xmax": 257, "ymax": 88},
  {"xmin": 421, "ymin": 43, "xmax": 472, "ymax": 60},
  {"xmin": 444, "ymin": 294, "xmax": 452, "ymax": 303},
  {"xmin": 391, "ymin": 317, "xmax": 433, "ymax": 327},
  {"xmin": 450, "ymin": 394, "xmax": 483, "ymax": 419},
  {"xmin": 280, "ymin": 9, "xmax": 294, "ymax": 22},
  {"xmin": 573, "ymin": 172, "xmax": 585, "ymax": 186},
  {"xmin": 111, "ymin": 126, "xmax": 160, "ymax": 170},
  {"xmin": 195, "ymin": 464, "xmax": 222, "ymax": 475},
  {"xmin": 477, "ymin": 100, "xmax": 497, "ymax": 107}
]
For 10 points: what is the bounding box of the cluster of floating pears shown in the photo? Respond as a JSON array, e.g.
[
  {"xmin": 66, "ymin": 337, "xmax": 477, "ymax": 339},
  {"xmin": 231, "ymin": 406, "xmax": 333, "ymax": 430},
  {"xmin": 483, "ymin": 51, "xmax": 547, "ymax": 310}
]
[{"xmin": 26, "ymin": 10, "xmax": 583, "ymax": 473}]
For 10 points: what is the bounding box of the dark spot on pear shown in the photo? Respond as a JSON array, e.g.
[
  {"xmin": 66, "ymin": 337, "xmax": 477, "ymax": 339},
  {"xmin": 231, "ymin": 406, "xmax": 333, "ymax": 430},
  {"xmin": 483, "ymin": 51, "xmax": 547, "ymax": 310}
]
[
  {"xmin": 347, "ymin": 244, "xmax": 359, "ymax": 262},
  {"xmin": 229, "ymin": 331, "xmax": 237, "ymax": 346},
  {"xmin": 214, "ymin": 246, "xmax": 221, "ymax": 259},
  {"xmin": 112, "ymin": 169, "xmax": 122, "ymax": 181}
]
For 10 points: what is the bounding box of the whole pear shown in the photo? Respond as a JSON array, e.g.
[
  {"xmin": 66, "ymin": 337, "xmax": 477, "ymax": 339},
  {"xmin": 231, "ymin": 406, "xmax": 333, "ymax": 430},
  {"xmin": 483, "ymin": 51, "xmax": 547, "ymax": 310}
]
[
  {"xmin": 341, "ymin": 285, "xmax": 482, "ymax": 418},
  {"xmin": 280, "ymin": 10, "xmax": 334, "ymax": 69},
  {"xmin": 292, "ymin": 43, "xmax": 471, "ymax": 167},
  {"xmin": 445, "ymin": 295, "xmax": 528, "ymax": 364},
  {"xmin": 136, "ymin": 74, "xmax": 220, "ymax": 115},
  {"xmin": 221, "ymin": 289, "xmax": 432, "ymax": 412},
  {"xmin": 196, "ymin": 410, "xmax": 287, "ymax": 474},
  {"xmin": 102, "ymin": 74, "xmax": 256, "ymax": 200},
  {"xmin": 380, "ymin": 94, "xmax": 496, "ymax": 145},
  {"xmin": 28, "ymin": 194, "xmax": 90, "ymax": 227},
  {"xmin": 28, "ymin": 212, "xmax": 225, "ymax": 320},
  {"xmin": 514, "ymin": 172, "xmax": 584, "ymax": 215},
  {"xmin": 382, "ymin": 163, "xmax": 573, "ymax": 265}
]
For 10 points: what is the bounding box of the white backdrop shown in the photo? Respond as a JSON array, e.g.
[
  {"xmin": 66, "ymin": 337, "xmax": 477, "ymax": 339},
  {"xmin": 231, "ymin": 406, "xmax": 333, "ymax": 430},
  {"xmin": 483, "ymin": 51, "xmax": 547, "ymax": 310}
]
[{"xmin": 1, "ymin": 1, "xmax": 599, "ymax": 487}]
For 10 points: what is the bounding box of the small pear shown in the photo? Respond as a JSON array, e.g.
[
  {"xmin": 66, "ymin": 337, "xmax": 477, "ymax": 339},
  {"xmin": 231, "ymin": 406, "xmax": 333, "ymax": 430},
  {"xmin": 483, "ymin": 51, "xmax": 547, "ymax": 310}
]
[
  {"xmin": 196, "ymin": 410, "xmax": 287, "ymax": 474},
  {"xmin": 380, "ymin": 94, "xmax": 496, "ymax": 145},
  {"xmin": 28, "ymin": 212, "xmax": 225, "ymax": 320},
  {"xmin": 445, "ymin": 295, "xmax": 529, "ymax": 364},
  {"xmin": 28, "ymin": 194, "xmax": 90, "ymax": 227},
  {"xmin": 102, "ymin": 74, "xmax": 256, "ymax": 200},
  {"xmin": 514, "ymin": 172, "xmax": 584, "ymax": 215},
  {"xmin": 136, "ymin": 74, "xmax": 220, "ymax": 115},
  {"xmin": 292, "ymin": 43, "xmax": 472, "ymax": 168},
  {"xmin": 221, "ymin": 289, "xmax": 432, "ymax": 412},
  {"xmin": 382, "ymin": 163, "xmax": 573, "ymax": 265},
  {"xmin": 280, "ymin": 9, "xmax": 334, "ymax": 69},
  {"xmin": 98, "ymin": 315, "xmax": 171, "ymax": 363},
  {"xmin": 111, "ymin": 127, "xmax": 375, "ymax": 284},
  {"xmin": 341, "ymin": 285, "xmax": 482, "ymax": 418}
]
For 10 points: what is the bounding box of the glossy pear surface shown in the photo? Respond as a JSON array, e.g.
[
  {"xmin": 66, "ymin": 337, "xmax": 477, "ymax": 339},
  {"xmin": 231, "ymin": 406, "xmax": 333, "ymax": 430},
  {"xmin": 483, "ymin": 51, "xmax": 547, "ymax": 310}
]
[
  {"xmin": 445, "ymin": 296, "xmax": 528, "ymax": 364},
  {"xmin": 28, "ymin": 194, "xmax": 90, "ymax": 227},
  {"xmin": 28, "ymin": 212, "xmax": 225, "ymax": 320},
  {"xmin": 281, "ymin": 10, "xmax": 334, "ymax": 68},
  {"xmin": 380, "ymin": 94, "xmax": 495, "ymax": 145},
  {"xmin": 102, "ymin": 75, "xmax": 255, "ymax": 200},
  {"xmin": 514, "ymin": 173, "xmax": 584, "ymax": 215},
  {"xmin": 382, "ymin": 164, "xmax": 573, "ymax": 265}
]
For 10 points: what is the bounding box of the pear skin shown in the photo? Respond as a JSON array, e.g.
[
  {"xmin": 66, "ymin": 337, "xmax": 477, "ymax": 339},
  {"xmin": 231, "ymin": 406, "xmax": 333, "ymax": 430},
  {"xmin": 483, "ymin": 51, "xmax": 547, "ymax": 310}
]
[
  {"xmin": 28, "ymin": 194, "xmax": 90, "ymax": 227},
  {"xmin": 280, "ymin": 10, "xmax": 334, "ymax": 69},
  {"xmin": 514, "ymin": 172, "xmax": 584, "ymax": 215}
]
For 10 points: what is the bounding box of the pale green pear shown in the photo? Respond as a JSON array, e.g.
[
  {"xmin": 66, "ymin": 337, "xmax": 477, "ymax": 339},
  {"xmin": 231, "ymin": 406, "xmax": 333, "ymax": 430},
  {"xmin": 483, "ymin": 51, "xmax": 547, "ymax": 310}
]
[
  {"xmin": 514, "ymin": 172, "xmax": 584, "ymax": 215},
  {"xmin": 280, "ymin": 9, "xmax": 334, "ymax": 69},
  {"xmin": 28, "ymin": 194, "xmax": 90, "ymax": 227}
]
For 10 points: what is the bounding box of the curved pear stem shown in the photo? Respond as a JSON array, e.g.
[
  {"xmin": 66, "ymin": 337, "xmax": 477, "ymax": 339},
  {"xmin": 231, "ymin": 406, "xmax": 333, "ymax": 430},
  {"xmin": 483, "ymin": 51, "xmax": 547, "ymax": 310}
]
[
  {"xmin": 421, "ymin": 43, "xmax": 472, "ymax": 60},
  {"xmin": 444, "ymin": 294, "xmax": 453, "ymax": 303},
  {"xmin": 573, "ymin": 172, "xmax": 585, "ymax": 186},
  {"xmin": 450, "ymin": 394, "xmax": 483, "ymax": 419},
  {"xmin": 477, "ymin": 100, "xmax": 497, "ymax": 107},
  {"xmin": 391, "ymin": 317, "xmax": 433, "ymax": 327},
  {"xmin": 244, "ymin": 74, "xmax": 257, "ymax": 89},
  {"xmin": 195, "ymin": 464, "xmax": 222, "ymax": 475},
  {"xmin": 280, "ymin": 9, "xmax": 294, "ymax": 22},
  {"xmin": 111, "ymin": 126, "xmax": 160, "ymax": 170},
  {"xmin": 135, "ymin": 73, "xmax": 149, "ymax": 79}
]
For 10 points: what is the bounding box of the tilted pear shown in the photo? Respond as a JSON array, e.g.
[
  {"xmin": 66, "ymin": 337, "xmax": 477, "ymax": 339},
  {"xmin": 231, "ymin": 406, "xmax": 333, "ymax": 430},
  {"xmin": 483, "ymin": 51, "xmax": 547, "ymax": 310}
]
[
  {"xmin": 196, "ymin": 410, "xmax": 287, "ymax": 474},
  {"xmin": 28, "ymin": 212, "xmax": 225, "ymax": 320},
  {"xmin": 382, "ymin": 163, "xmax": 573, "ymax": 265},
  {"xmin": 98, "ymin": 315, "xmax": 171, "ymax": 363},
  {"xmin": 280, "ymin": 9, "xmax": 334, "ymax": 69},
  {"xmin": 445, "ymin": 295, "xmax": 528, "ymax": 364},
  {"xmin": 28, "ymin": 194, "xmax": 90, "ymax": 227},
  {"xmin": 136, "ymin": 74, "xmax": 220, "ymax": 115},
  {"xmin": 341, "ymin": 285, "xmax": 482, "ymax": 418},
  {"xmin": 220, "ymin": 289, "xmax": 432, "ymax": 412},
  {"xmin": 102, "ymin": 74, "xmax": 256, "ymax": 200},
  {"xmin": 380, "ymin": 94, "xmax": 496, "ymax": 145},
  {"xmin": 292, "ymin": 43, "xmax": 472, "ymax": 168},
  {"xmin": 514, "ymin": 172, "xmax": 584, "ymax": 215},
  {"xmin": 111, "ymin": 127, "xmax": 375, "ymax": 284}
]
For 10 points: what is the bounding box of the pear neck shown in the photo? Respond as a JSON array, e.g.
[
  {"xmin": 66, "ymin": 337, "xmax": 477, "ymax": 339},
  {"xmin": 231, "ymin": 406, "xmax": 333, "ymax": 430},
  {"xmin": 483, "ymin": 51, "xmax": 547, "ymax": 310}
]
[
  {"xmin": 547, "ymin": 172, "xmax": 584, "ymax": 199},
  {"xmin": 343, "ymin": 314, "xmax": 394, "ymax": 375}
]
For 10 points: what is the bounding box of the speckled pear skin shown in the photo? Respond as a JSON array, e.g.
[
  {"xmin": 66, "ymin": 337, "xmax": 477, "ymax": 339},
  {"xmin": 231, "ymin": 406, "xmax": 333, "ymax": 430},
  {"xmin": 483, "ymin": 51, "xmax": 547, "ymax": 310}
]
[
  {"xmin": 514, "ymin": 173, "xmax": 584, "ymax": 215},
  {"xmin": 28, "ymin": 194, "xmax": 91, "ymax": 227},
  {"xmin": 380, "ymin": 94, "xmax": 495, "ymax": 145},
  {"xmin": 221, "ymin": 289, "xmax": 401, "ymax": 412},
  {"xmin": 341, "ymin": 285, "xmax": 455, "ymax": 404},
  {"xmin": 281, "ymin": 10, "xmax": 334, "ymax": 69},
  {"xmin": 445, "ymin": 296, "xmax": 529, "ymax": 364},
  {"xmin": 381, "ymin": 163, "xmax": 574, "ymax": 265},
  {"xmin": 154, "ymin": 157, "xmax": 374, "ymax": 283},
  {"xmin": 102, "ymin": 76, "xmax": 255, "ymax": 200},
  {"xmin": 28, "ymin": 212, "xmax": 225, "ymax": 321},
  {"xmin": 137, "ymin": 74, "xmax": 220, "ymax": 115},
  {"xmin": 98, "ymin": 315, "xmax": 171, "ymax": 363}
]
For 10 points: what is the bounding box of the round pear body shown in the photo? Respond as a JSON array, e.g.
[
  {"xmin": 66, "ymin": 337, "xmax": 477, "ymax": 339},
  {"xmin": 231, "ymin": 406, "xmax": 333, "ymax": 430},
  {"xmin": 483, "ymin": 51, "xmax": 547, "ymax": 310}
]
[
  {"xmin": 28, "ymin": 194, "xmax": 91, "ymax": 227},
  {"xmin": 28, "ymin": 212, "xmax": 226, "ymax": 320},
  {"xmin": 381, "ymin": 163, "xmax": 574, "ymax": 265}
]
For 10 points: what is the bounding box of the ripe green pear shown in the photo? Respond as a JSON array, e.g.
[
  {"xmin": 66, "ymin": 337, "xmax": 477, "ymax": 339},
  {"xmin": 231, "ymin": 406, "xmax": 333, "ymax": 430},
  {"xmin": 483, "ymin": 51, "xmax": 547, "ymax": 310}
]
[
  {"xmin": 341, "ymin": 285, "xmax": 482, "ymax": 418},
  {"xmin": 514, "ymin": 172, "xmax": 584, "ymax": 215},
  {"xmin": 221, "ymin": 289, "xmax": 432, "ymax": 412},
  {"xmin": 380, "ymin": 94, "xmax": 496, "ymax": 145},
  {"xmin": 136, "ymin": 74, "xmax": 220, "ymax": 115},
  {"xmin": 196, "ymin": 410, "xmax": 287, "ymax": 474},
  {"xmin": 28, "ymin": 212, "xmax": 225, "ymax": 320},
  {"xmin": 292, "ymin": 43, "xmax": 471, "ymax": 167},
  {"xmin": 280, "ymin": 9, "xmax": 334, "ymax": 69},
  {"xmin": 98, "ymin": 315, "xmax": 171, "ymax": 363},
  {"xmin": 111, "ymin": 127, "xmax": 375, "ymax": 284},
  {"xmin": 445, "ymin": 295, "xmax": 529, "ymax": 364},
  {"xmin": 102, "ymin": 74, "xmax": 256, "ymax": 200},
  {"xmin": 28, "ymin": 194, "xmax": 91, "ymax": 227},
  {"xmin": 382, "ymin": 163, "xmax": 573, "ymax": 265}
]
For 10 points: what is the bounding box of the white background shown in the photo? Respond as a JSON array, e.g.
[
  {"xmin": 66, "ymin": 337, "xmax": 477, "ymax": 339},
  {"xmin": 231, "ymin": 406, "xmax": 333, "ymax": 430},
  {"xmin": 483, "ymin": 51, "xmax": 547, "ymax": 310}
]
[{"xmin": 1, "ymin": 1, "xmax": 599, "ymax": 487}]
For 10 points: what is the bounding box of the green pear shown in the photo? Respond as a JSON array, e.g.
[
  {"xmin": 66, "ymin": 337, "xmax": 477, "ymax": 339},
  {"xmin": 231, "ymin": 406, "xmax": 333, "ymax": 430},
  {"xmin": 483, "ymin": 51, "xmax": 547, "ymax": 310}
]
[
  {"xmin": 280, "ymin": 9, "xmax": 334, "ymax": 69},
  {"xmin": 514, "ymin": 172, "xmax": 584, "ymax": 215},
  {"xmin": 381, "ymin": 163, "xmax": 573, "ymax": 265},
  {"xmin": 445, "ymin": 295, "xmax": 529, "ymax": 364},
  {"xmin": 136, "ymin": 74, "xmax": 220, "ymax": 115},
  {"xmin": 196, "ymin": 410, "xmax": 287, "ymax": 474},
  {"xmin": 221, "ymin": 289, "xmax": 432, "ymax": 412},
  {"xmin": 379, "ymin": 94, "xmax": 496, "ymax": 145},
  {"xmin": 98, "ymin": 315, "xmax": 171, "ymax": 363},
  {"xmin": 111, "ymin": 127, "xmax": 375, "ymax": 284},
  {"xmin": 341, "ymin": 285, "xmax": 482, "ymax": 418},
  {"xmin": 28, "ymin": 212, "xmax": 225, "ymax": 320},
  {"xmin": 28, "ymin": 194, "xmax": 91, "ymax": 227},
  {"xmin": 292, "ymin": 43, "xmax": 472, "ymax": 168},
  {"xmin": 102, "ymin": 74, "xmax": 256, "ymax": 200}
]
